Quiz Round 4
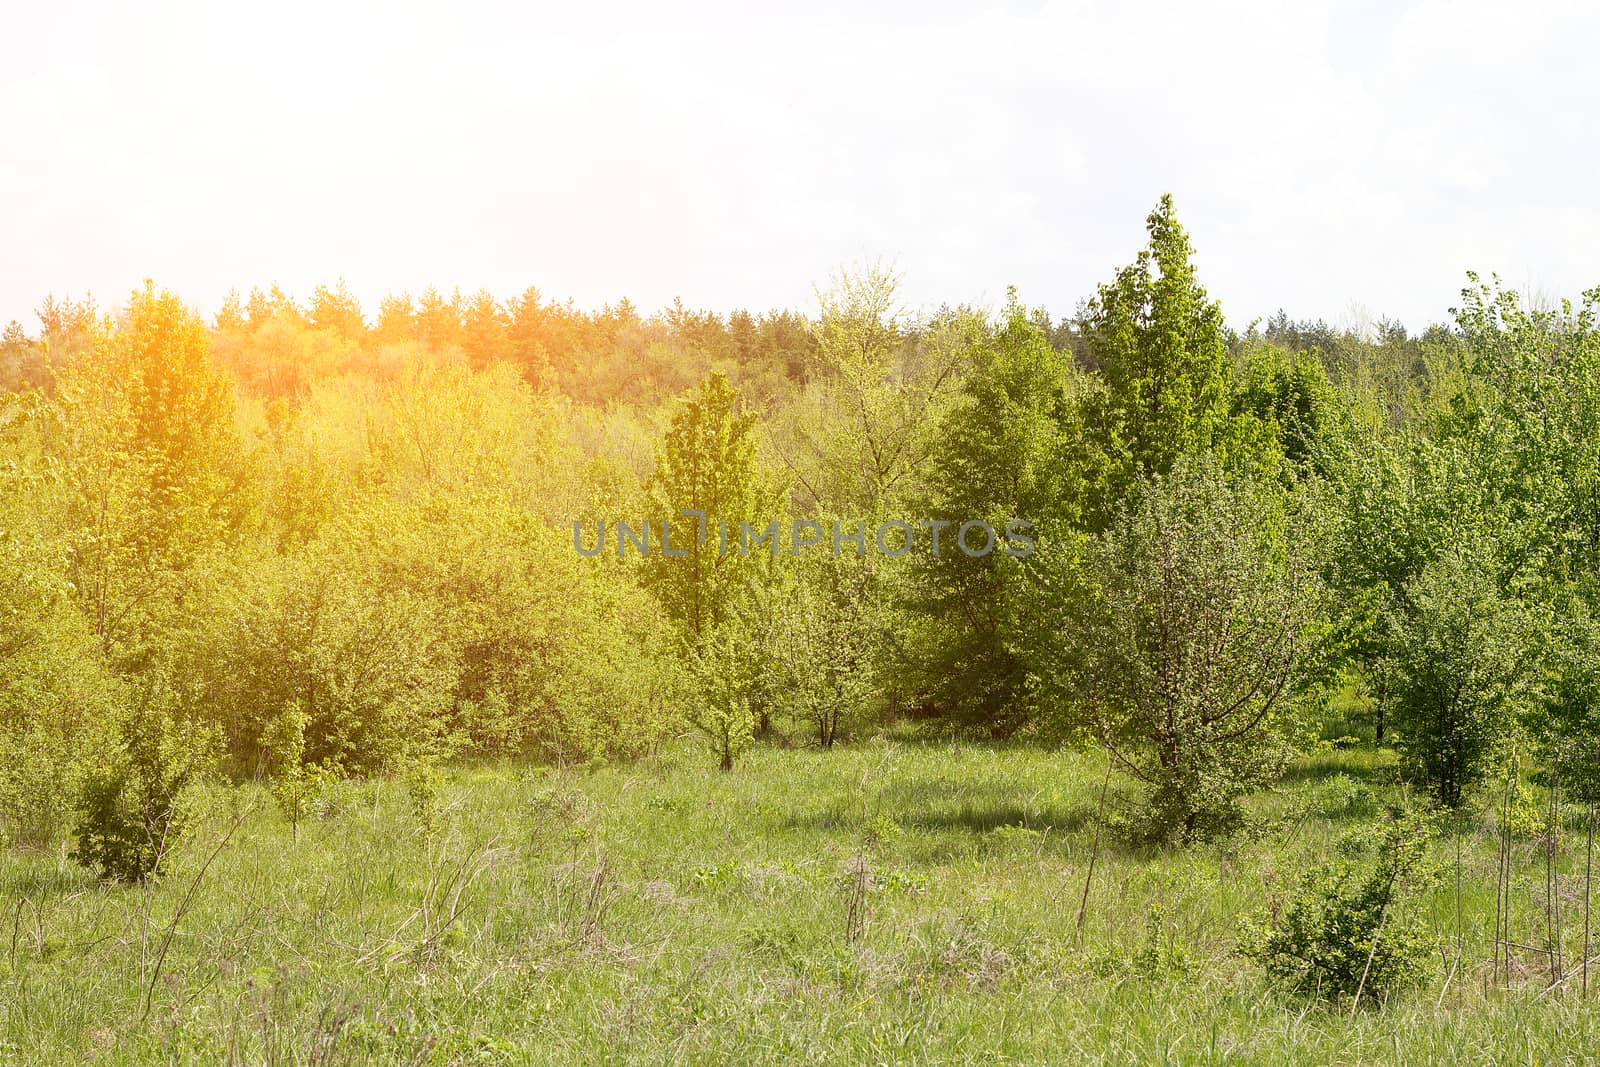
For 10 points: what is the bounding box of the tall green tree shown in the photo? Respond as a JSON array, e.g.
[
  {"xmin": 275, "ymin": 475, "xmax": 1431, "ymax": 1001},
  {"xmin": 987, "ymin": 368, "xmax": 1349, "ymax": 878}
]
[
  {"xmin": 48, "ymin": 283, "xmax": 244, "ymax": 664},
  {"xmin": 644, "ymin": 371, "xmax": 776, "ymax": 638},
  {"xmin": 912, "ymin": 293, "xmax": 1083, "ymax": 732},
  {"xmin": 1078, "ymin": 195, "xmax": 1270, "ymax": 528}
]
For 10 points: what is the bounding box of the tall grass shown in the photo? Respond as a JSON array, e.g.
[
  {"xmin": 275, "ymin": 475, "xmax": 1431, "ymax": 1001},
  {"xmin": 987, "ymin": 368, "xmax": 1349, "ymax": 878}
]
[{"xmin": 1, "ymin": 741, "xmax": 1596, "ymax": 1065}]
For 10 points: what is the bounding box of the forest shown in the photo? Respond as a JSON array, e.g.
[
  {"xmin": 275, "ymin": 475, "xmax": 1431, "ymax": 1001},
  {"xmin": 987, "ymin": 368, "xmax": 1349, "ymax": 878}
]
[{"xmin": 4, "ymin": 196, "xmax": 1600, "ymax": 1063}]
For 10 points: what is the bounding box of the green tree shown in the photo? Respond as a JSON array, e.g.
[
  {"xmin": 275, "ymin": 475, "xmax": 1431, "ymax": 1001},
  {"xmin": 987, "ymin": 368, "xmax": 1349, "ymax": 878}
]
[
  {"xmin": 1078, "ymin": 196, "xmax": 1270, "ymax": 528},
  {"xmin": 781, "ymin": 264, "xmax": 969, "ymax": 517},
  {"xmin": 912, "ymin": 293, "xmax": 1084, "ymax": 732},
  {"xmin": 1540, "ymin": 586, "xmax": 1600, "ymax": 806},
  {"xmin": 0, "ymin": 442, "xmax": 119, "ymax": 847},
  {"xmin": 1231, "ymin": 342, "xmax": 1351, "ymax": 479},
  {"xmin": 307, "ymin": 280, "xmax": 367, "ymax": 342},
  {"xmin": 48, "ymin": 283, "xmax": 244, "ymax": 665},
  {"xmin": 685, "ymin": 618, "xmax": 759, "ymax": 771},
  {"xmin": 770, "ymin": 551, "xmax": 884, "ymax": 748},
  {"xmin": 1044, "ymin": 457, "xmax": 1324, "ymax": 841},
  {"xmin": 644, "ymin": 371, "xmax": 776, "ymax": 638},
  {"xmin": 1379, "ymin": 540, "xmax": 1536, "ymax": 807}
]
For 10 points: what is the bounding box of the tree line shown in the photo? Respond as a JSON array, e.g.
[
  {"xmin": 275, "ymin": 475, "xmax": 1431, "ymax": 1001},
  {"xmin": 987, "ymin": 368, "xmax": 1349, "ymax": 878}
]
[{"xmin": 3, "ymin": 196, "xmax": 1597, "ymax": 888}]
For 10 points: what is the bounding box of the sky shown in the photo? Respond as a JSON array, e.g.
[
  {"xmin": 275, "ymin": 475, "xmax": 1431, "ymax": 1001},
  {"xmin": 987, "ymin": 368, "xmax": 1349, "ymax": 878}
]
[{"xmin": 3, "ymin": 0, "xmax": 1598, "ymax": 334}]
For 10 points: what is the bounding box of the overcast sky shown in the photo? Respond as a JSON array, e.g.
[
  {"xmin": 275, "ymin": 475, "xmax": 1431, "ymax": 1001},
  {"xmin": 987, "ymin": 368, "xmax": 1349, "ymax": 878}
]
[{"xmin": 3, "ymin": 0, "xmax": 1597, "ymax": 333}]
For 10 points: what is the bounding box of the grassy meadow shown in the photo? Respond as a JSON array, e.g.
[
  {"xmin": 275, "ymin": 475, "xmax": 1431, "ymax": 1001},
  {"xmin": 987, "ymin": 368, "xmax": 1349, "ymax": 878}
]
[{"xmin": 3, "ymin": 739, "xmax": 1596, "ymax": 1066}]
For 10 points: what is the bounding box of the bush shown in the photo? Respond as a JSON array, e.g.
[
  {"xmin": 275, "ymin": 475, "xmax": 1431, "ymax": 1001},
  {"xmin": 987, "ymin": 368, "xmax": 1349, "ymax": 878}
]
[
  {"xmin": 1379, "ymin": 541, "xmax": 1533, "ymax": 807},
  {"xmin": 185, "ymin": 493, "xmax": 683, "ymax": 773},
  {"xmin": 72, "ymin": 689, "xmax": 219, "ymax": 883},
  {"xmin": 1045, "ymin": 456, "xmax": 1326, "ymax": 842},
  {"xmin": 1243, "ymin": 809, "xmax": 1438, "ymax": 1004},
  {"xmin": 183, "ymin": 541, "xmax": 456, "ymax": 776},
  {"xmin": 0, "ymin": 478, "xmax": 120, "ymax": 848}
]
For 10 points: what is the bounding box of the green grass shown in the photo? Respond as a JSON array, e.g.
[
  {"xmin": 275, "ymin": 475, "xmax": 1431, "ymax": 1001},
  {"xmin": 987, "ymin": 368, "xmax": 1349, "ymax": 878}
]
[{"xmin": 3, "ymin": 740, "xmax": 1598, "ymax": 1064}]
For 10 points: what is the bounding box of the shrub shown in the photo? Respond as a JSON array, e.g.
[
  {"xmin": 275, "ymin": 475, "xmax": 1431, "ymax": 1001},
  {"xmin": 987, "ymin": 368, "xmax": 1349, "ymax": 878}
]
[
  {"xmin": 1379, "ymin": 540, "xmax": 1534, "ymax": 807},
  {"xmin": 184, "ymin": 542, "xmax": 456, "ymax": 776},
  {"xmin": 1244, "ymin": 809, "xmax": 1438, "ymax": 1004},
  {"xmin": 72, "ymin": 688, "xmax": 220, "ymax": 883},
  {"xmin": 264, "ymin": 702, "xmax": 341, "ymax": 840},
  {"xmin": 685, "ymin": 619, "xmax": 761, "ymax": 771},
  {"xmin": 1131, "ymin": 903, "xmax": 1192, "ymax": 979},
  {"xmin": 0, "ymin": 483, "xmax": 120, "ymax": 848}
]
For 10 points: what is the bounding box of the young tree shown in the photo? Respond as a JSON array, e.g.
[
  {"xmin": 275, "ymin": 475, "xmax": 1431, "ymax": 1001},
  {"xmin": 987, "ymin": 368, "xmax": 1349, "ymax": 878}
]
[
  {"xmin": 685, "ymin": 618, "xmax": 759, "ymax": 771},
  {"xmin": 1077, "ymin": 196, "xmax": 1263, "ymax": 528},
  {"xmin": 1542, "ymin": 587, "xmax": 1600, "ymax": 801},
  {"xmin": 770, "ymin": 551, "xmax": 884, "ymax": 749},
  {"xmin": 1043, "ymin": 456, "xmax": 1324, "ymax": 841},
  {"xmin": 1379, "ymin": 540, "xmax": 1536, "ymax": 807},
  {"xmin": 0, "ymin": 442, "xmax": 119, "ymax": 847},
  {"xmin": 644, "ymin": 371, "xmax": 776, "ymax": 639},
  {"xmin": 48, "ymin": 283, "xmax": 244, "ymax": 666},
  {"xmin": 912, "ymin": 293, "xmax": 1084, "ymax": 732},
  {"xmin": 776, "ymin": 264, "xmax": 970, "ymax": 518},
  {"xmin": 1245, "ymin": 809, "xmax": 1439, "ymax": 1004}
]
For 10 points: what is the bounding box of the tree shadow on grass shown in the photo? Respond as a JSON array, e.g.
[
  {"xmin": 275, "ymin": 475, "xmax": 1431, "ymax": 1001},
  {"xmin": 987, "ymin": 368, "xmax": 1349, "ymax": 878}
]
[
  {"xmin": 0, "ymin": 858, "xmax": 97, "ymax": 899},
  {"xmin": 1274, "ymin": 749, "xmax": 1400, "ymax": 788},
  {"xmin": 776, "ymin": 780, "xmax": 1098, "ymax": 838},
  {"xmin": 883, "ymin": 783, "xmax": 1098, "ymax": 836}
]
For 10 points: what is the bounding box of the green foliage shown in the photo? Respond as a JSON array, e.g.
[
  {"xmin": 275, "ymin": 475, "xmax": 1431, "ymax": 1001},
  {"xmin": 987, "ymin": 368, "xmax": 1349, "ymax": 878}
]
[
  {"xmin": 0, "ymin": 450, "xmax": 119, "ymax": 847},
  {"xmin": 1077, "ymin": 196, "xmax": 1274, "ymax": 528},
  {"xmin": 44, "ymin": 283, "xmax": 245, "ymax": 669},
  {"xmin": 1540, "ymin": 590, "xmax": 1600, "ymax": 803},
  {"xmin": 1231, "ymin": 343, "xmax": 1351, "ymax": 478},
  {"xmin": 72, "ymin": 686, "xmax": 220, "ymax": 883},
  {"xmin": 685, "ymin": 619, "xmax": 760, "ymax": 771},
  {"xmin": 768, "ymin": 550, "xmax": 885, "ymax": 748},
  {"xmin": 796, "ymin": 264, "xmax": 969, "ymax": 516},
  {"xmin": 264, "ymin": 703, "xmax": 334, "ymax": 839},
  {"xmin": 541, "ymin": 569, "xmax": 684, "ymax": 766},
  {"xmin": 1044, "ymin": 456, "xmax": 1324, "ymax": 841},
  {"xmin": 912, "ymin": 293, "xmax": 1083, "ymax": 732},
  {"xmin": 1379, "ymin": 540, "xmax": 1535, "ymax": 807},
  {"xmin": 1125, "ymin": 903, "xmax": 1193, "ymax": 980},
  {"xmin": 186, "ymin": 540, "xmax": 457, "ymax": 777},
  {"xmin": 1244, "ymin": 810, "xmax": 1439, "ymax": 1004},
  {"xmin": 644, "ymin": 371, "xmax": 777, "ymax": 638}
]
